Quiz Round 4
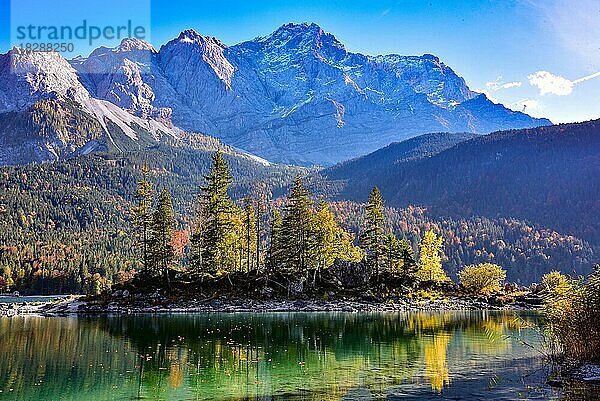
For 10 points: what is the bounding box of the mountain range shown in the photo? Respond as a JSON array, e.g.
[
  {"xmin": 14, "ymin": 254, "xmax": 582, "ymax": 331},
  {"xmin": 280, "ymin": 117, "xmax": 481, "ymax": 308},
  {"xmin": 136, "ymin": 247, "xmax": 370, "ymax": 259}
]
[
  {"xmin": 0, "ymin": 23, "xmax": 550, "ymax": 166},
  {"xmin": 2, "ymin": 22, "xmax": 597, "ymax": 283}
]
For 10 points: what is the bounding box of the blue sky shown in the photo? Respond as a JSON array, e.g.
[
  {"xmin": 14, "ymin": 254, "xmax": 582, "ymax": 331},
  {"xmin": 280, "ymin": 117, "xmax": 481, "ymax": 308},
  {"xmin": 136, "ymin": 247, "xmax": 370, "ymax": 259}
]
[{"xmin": 1, "ymin": 0, "xmax": 598, "ymax": 123}]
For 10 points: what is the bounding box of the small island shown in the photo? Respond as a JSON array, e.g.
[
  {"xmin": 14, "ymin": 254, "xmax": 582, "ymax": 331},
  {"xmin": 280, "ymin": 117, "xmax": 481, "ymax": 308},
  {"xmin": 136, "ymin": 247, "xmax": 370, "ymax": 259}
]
[{"xmin": 1, "ymin": 151, "xmax": 544, "ymax": 315}]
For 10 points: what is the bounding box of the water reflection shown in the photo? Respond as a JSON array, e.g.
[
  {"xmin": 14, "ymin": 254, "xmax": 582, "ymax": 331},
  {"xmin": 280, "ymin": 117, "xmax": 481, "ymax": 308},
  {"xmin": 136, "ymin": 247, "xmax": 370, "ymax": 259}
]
[
  {"xmin": 423, "ymin": 333, "xmax": 451, "ymax": 392},
  {"xmin": 0, "ymin": 311, "xmax": 591, "ymax": 400}
]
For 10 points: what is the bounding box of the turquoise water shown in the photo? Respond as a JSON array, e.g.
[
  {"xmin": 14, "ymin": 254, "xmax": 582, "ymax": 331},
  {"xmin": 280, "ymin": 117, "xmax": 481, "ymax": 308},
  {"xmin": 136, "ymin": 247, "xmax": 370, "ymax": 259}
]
[
  {"xmin": 0, "ymin": 295, "xmax": 69, "ymax": 304},
  {"xmin": 0, "ymin": 311, "xmax": 594, "ymax": 400}
]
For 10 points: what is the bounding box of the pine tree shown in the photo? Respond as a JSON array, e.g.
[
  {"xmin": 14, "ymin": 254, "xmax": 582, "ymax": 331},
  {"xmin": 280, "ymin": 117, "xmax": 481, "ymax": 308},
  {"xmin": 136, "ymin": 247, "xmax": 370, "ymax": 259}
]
[
  {"xmin": 149, "ymin": 188, "xmax": 175, "ymax": 285},
  {"xmin": 191, "ymin": 151, "xmax": 240, "ymax": 274},
  {"xmin": 266, "ymin": 209, "xmax": 284, "ymax": 272},
  {"xmin": 416, "ymin": 230, "xmax": 449, "ymax": 284},
  {"xmin": 255, "ymin": 199, "xmax": 263, "ymax": 271},
  {"xmin": 241, "ymin": 199, "xmax": 257, "ymax": 273},
  {"xmin": 383, "ymin": 233, "xmax": 403, "ymax": 273},
  {"xmin": 190, "ymin": 198, "xmax": 208, "ymax": 271},
  {"xmin": 383, "ymin": 233, "xmax": 417, "ymax": 280},
  {"xmin": 131, "ymin": 162, "xmax": 153, "ymax": 276},
  {"xmin": 249, "ymin": 181, "xmax": 272, "ymax": 271},
  {"xmin": 398, "ymin": 238, "xmax": 418, "ymax": 279},
  {"xmin": 281, "ymin": 176, "xmax": 313, "ymax": 274},
  {"xmin": 360, "ymin": 187, "xmax": 385, "ymax": 282},
  {"xmin": 78, "ymin": 260, "xmax": 89, "ymax": 294}
]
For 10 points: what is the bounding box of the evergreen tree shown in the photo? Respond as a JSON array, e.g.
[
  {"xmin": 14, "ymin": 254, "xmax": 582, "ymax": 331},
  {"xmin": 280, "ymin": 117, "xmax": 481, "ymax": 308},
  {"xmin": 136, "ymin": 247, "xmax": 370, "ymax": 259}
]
[
  {"xmin": 191, "ymin": 151, "xmax": 240, "ymax": 274},
  {"xmin": 416, "ymin": 230, "xmax": 449, "ymax": 284},
  {"xmin": 149, "ymin": 188, "xmax": 175, "ymax": 285},
  {"xmin": 398, "ymin": 238, "xmax": 418, "ymax": 279},
  {"xmin": 131, "ymin": 162, "xmax": 153, "ymax": 275},
  {"xmin": 249, "ymin": 182, "xmax": 272, "ymax": 271},
  {"xmin": 255, "ymin": 200, "xmax": 263, "ymax": 271},
  {"xmin": 383, "ymin": 233, "xmax": 403, "ymax": 273},
  {"xmin": 360, "ymin": 187, "xmax": 385, "ymax": 281},
  {"xmin": 383, "ymin": 233, "xmax": 417, "ymax": 280},
  {"xmin": 78, "ymin": 260, "xmax": 89, "ymax": 294},
  {"xmin": 190, "ymin": 198, "xmax": 208, "ymax": 271},
  {"xmin": 266, "ymin": 209, "xmax": 284, "ymax": 272},
  {"xmin": 281, "ymin": 176, "xmax": 313, "ymax": 273},
  {"xmin": 241, "ymin": 199, "xmax": 258, "ymax": 272}
]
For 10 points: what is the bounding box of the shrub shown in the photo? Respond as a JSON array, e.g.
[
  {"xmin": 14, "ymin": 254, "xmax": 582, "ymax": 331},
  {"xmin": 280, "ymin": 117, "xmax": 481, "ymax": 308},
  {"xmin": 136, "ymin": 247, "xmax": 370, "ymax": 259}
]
[
  {"xmin": 543, "ymin": 266, "xmax": 600, "ymax": 362},
  {"xmin": 541, "ymin": 271, "xmax": 570, "ymax": 292},
  {"xmin": 458, "ymin": 263, "xmax": 506, "ymax": 295}
]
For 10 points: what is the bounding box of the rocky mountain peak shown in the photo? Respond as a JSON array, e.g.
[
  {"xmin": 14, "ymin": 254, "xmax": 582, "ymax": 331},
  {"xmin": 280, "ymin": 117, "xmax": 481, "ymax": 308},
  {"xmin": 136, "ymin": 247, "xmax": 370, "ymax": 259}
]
[
  {"xmin": 256, "ymin": 22, "xmax": 346, "ymax": 60},
  {"xmin": 160, "ymin": 29, "xmax": 234, "ymax": 89},
  {"xmin": 116, "ymin": 37, "xmax": 156, "ymax": 53},
  {"xmin": 175, "ymin": 29, "xmax": 227, "ymax": 49},
  {"xmin": 0, "ymin": 24, "xmax": 552, "ymax": 167},
  {"xmin": 267, "ymin": 22, "xmax": 324, "ymax": 38},
  {"xmin": 84, "ymin": 38, "xmax": 156, "ymax": 61},
  {"xmin": 0, "ymin": 49, "xmax": 90, "ymax": 112}
]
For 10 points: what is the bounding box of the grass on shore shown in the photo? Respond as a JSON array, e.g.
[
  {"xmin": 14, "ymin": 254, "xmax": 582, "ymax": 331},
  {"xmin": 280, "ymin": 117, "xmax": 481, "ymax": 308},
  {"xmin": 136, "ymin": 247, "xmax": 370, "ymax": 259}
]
[{"xmin": 542, "ymin": 265, "xmax": 600, "ymax": 364}]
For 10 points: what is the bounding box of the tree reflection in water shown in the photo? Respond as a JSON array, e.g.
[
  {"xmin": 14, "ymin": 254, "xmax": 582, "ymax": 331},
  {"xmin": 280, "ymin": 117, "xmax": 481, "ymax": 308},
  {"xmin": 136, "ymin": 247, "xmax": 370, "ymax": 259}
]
[{"xmin": 1, "ymin": 311, "xmax": 588, "ymax": 400}]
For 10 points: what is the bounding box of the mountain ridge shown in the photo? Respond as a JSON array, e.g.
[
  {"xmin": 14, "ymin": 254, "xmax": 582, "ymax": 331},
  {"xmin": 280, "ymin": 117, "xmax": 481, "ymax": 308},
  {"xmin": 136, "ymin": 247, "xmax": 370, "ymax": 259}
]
[
  {"xmin": 320, "ymin": 119, "xmax": 600, "ymax": 247},
  {"xmin": 1, "ymin": 23, "xmax": 553, "ymax": 167},
  {"xmin": 80, "ymin": 22, "xmax": 550, "ymax": 165}
]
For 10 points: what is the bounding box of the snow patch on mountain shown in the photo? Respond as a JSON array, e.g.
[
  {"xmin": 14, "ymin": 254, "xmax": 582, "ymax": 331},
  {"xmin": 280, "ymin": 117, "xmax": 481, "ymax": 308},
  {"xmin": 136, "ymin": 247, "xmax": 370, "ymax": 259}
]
[{"xmin": 83, "ymin": 98, "xmax": 181, "ymax": 142}]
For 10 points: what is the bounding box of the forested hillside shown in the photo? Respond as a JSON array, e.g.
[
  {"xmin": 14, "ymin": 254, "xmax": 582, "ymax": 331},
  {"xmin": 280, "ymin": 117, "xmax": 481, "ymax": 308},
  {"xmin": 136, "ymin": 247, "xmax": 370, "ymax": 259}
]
[
  {"xmin": 0, "ymin": 147, "xmax": 302, "ymax": 294},
  {"xmin": 331, "ymin": 202, "xmax": 594, "ymax": 283},
  {"xmin": 321, "ymin": 120, "xmax": 600, "ymax": 247},
  {"xmin": 0, "ymin": 141, "xmax": 595, "ymax": 294},
  {"xmin": 323, "ymin": 132, "xmax": 477, "ymax": 186}
]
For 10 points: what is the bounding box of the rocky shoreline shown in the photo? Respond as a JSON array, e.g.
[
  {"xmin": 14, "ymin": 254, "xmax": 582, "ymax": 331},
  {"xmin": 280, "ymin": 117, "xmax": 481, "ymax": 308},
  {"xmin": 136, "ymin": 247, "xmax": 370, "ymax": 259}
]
[{"xmin": 0, "ymin": 292, "xmax": 542, "ymax": 316}]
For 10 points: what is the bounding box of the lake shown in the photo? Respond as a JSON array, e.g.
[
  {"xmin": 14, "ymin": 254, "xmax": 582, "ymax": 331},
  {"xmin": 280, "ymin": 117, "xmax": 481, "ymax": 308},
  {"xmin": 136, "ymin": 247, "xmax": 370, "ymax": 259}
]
[
  {"xmin": 0, "ymin": 311, "xmax": 596, "ymax": 400},
  {"xmin": 0, "ymin": 295, "xmax": 69, "ymax": 305}
]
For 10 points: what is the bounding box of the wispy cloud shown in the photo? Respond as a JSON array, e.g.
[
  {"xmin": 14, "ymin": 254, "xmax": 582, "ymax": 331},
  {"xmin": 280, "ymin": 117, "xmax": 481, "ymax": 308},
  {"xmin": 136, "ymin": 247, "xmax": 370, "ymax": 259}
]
[
  {"xmin": 500, "ymin": 82, "xmax": 522, "ymax": 89},
  {"xmin": 528, "ymin": 70, "xmax": 600, "ymax": 96},
  {"xmin": 485, "ymin": 77, "xmax": 523, "ymax": 92},
  {"xmin": 573, "ymin": 71, "xmax": 600, "ymax": 84}
]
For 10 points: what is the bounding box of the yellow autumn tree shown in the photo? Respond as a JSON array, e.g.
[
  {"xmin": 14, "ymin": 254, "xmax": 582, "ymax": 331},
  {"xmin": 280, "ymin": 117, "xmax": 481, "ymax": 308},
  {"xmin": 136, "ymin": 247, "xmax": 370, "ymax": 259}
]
[
  {"xmin": 416, "ymin": 230, "xmax": 450, "ymax": 284},
  {"xmin": 541, "ymin": 270, "xmax": 570, "ymax": 292},
  {"xmin": 458, "ymin": 263, "xmax": 506, "ymax": 295},
  {"xmin": 310, "ymin": 199, "xmax": 364, "ymax": 272}
]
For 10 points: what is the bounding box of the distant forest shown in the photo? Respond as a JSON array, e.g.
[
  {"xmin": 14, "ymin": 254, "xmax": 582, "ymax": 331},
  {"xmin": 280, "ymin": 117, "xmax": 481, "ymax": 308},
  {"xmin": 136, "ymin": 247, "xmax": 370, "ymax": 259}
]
[
  {"xmin": 323, "ymin": 121, "xmax": 600, "ymax": 246},
  {"xmin": 0, "ymin": 143, "xmax": 595, "ymax": 294}
]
